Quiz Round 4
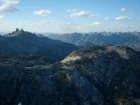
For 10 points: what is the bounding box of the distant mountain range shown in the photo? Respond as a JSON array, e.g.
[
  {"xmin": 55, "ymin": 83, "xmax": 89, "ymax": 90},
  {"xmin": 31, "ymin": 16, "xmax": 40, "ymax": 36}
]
[
  {"xmin": 0, "ymin": 28, "xmax": 78, "ymax": 60},
  {"xmin": 48, "ymin": 32, "xmax": 140, "ymax": 49},
  {"xmin": 0, "ymin": 32, "xmax": 8, "ymax": 35}
]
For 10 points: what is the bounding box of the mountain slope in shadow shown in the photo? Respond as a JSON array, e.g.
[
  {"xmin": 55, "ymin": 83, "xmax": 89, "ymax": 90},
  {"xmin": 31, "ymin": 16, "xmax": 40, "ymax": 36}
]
[{"xmin": 0, "ymin": 28, "xmax": 78, "ymax": 60}]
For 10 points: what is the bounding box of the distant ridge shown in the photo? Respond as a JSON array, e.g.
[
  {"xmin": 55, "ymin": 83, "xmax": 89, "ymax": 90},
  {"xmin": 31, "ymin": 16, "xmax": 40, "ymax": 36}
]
[
  {"xmin": 0, "ymin": 28, "xmax": 78, "ymax": 60},
  {"xmin": 48, "ymin": 32, "xmax": 140, "ymax": 49}
]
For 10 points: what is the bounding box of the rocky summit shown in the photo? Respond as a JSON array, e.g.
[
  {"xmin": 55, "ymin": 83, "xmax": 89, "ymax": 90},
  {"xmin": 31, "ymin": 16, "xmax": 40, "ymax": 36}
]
[{"xmin": 0, "ymin": 45, "xmax": 140, "ymax": 105}]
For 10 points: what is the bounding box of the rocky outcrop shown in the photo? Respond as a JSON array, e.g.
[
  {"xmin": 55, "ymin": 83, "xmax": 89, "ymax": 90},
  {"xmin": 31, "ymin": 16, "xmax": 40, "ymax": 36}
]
[{"xmin": 59, "ymin": 45, "xmax": 140, "ymax": 105}]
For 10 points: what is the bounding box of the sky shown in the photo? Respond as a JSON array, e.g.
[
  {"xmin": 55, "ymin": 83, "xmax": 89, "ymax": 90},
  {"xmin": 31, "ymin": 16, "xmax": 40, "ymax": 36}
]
[{"xmin": 0, "ymin": 0, "xmax": 140, "ymax": 33}]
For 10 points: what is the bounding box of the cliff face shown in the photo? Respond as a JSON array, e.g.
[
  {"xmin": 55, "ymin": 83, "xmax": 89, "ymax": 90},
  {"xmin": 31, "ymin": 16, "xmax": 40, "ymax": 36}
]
[{"xmin": 0, "ymin": 45, "xmax": 140, "ymax": 105}]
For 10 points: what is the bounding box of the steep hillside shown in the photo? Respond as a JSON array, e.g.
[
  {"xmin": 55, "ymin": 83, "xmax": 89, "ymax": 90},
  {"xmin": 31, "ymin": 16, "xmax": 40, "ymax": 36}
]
[
  {"xmin": 0, "ymin": 45, "xmax": 140, "ymax": 105},
  {"xmin": 59, "ymin": 45, "xmax": 140, "ymax": 105},
  {"xmin": 0, "ymin": 28, "xmax": 78, "ymax": 60}
]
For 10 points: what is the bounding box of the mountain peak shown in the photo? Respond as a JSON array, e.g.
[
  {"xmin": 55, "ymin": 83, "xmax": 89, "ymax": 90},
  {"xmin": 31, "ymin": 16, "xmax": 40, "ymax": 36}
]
[
  {"xmin": 13, "ymin": 28, "xmax": 24, "ymax": 33},
  {"xmin": 5, "ymin": 28, "xmax": 29, "ymax": 37},
  {"xmin": 20, "ymin": 28, "xmax": 24, "ymax": 32}
]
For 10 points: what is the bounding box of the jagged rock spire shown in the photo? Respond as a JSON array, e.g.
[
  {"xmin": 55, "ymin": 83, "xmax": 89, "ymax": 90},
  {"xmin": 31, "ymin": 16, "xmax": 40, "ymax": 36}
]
[
  {"xmin": 20, "ymin": 28, "xmax": 24, "ymax": 32},
  {"xmin": 16, "ymin": 28, "xmax": 19, "ymax": 32},
  {"xmin": 20, "ymin": 28, "xmax": 23, "ymax": 31}
]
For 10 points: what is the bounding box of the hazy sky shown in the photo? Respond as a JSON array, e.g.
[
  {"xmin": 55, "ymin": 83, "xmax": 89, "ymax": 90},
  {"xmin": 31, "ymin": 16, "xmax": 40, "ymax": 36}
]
[{"xmin": 0, "ymin": 0, "xmax": 140, "ymax": 33}]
